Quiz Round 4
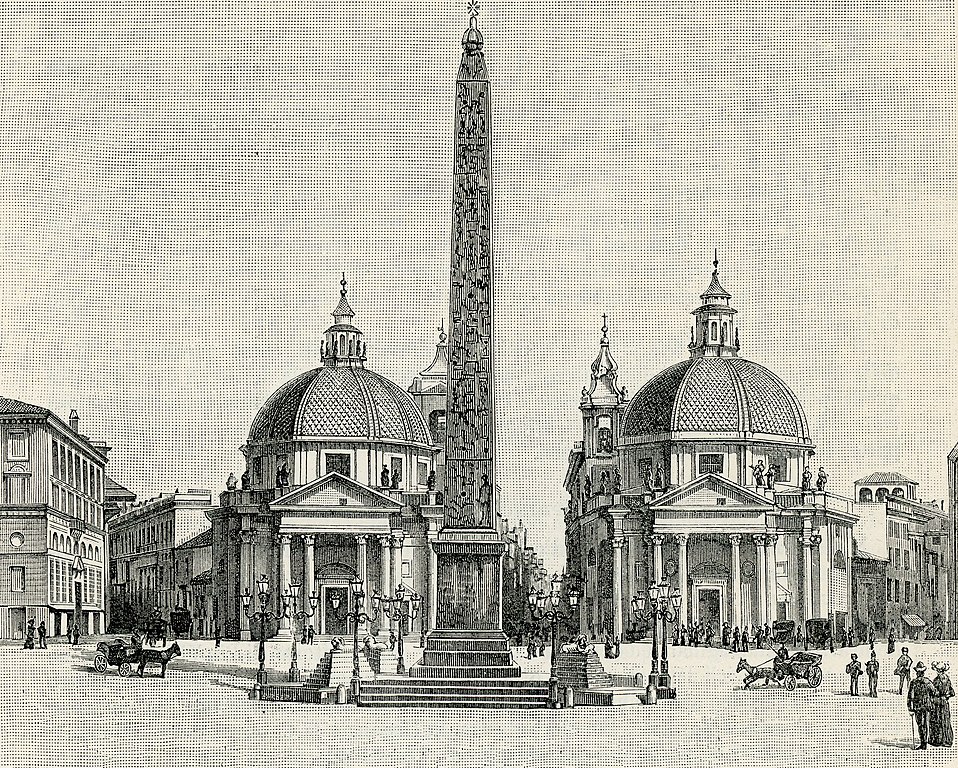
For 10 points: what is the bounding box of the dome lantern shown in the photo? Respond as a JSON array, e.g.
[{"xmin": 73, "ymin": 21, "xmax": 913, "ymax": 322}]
[
  {"xmin": 689, "ymin": 252, "xmax": 740, "ymax": 359},
  {"xmin": 321, "ymin": 273, "xmax": 367, "ymax": 368},
  {"xmin": 581, "ymin": 314, "xmax": 626, "ymax": 407}
]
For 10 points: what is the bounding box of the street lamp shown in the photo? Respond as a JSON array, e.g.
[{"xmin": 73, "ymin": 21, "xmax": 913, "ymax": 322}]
[
  {"xmin": 373, "ymin": 584, "xmax": 422, "ymax": 675},
  {"xmin": 528, "ymin": 573, "xmax": 581, "ymax": 707},
  {"xmin": 632, "ymin": 581, "xmax": 682, "ymax": 703},
  {"xmin": 285, "ymin": 582, "xmax": 319, "ymax": 683},
  {"xmin": 329, "ymin": 577, "xmax": 379, "ymax": 698},
  {"xmin": 241, "ymin": 574, "xmax": 288, "ymax": 698}
]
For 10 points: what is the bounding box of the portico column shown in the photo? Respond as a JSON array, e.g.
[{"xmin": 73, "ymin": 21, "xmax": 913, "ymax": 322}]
[
  {"xmin": 355, "ymin": 534, "xmax": 368, "ymax": 598},
  {"xmin": 765, "ymin": 534, "xmax": 778, "ymax": 623},
  {"xmin": 801, "ymin": 534, "xmax": 814, "ymax": 627},
  {"xmin": 811, "ymin": 533, "xmax": 823, "ymax": 619},
  {"xmin": 278, "ymin": 533, "xmax": 293, "ymax": 634},
  {"xmin": 377, "ymin": 534, "xmax": 391, "ymax": 635},
  {"xmin": 754, "ymin": 534, "xmax": 767, "ymax": 626},
  {"xmin": 427, "ymin": 529, "xmax": 439, "ymax": 632},
  {"xmin": 391, "ymin": 531, "xmax": 405, "ymax": 633},
  {"xmin": 611, "ymin": 536, "xmax": 625, "ymax": 640},
  {"xmin": 650, "ymin": 534, "xmax": 665, "ymax": 583},
  {"xmin": 676, "ymin": 533, "xmax": 689, "ymax": 625},
  {"xmin": 729, "ymin": 534, "xmax": 742, "ymax": 628},
  {"xmin": 304, "ymin": 535, "xmax": 316, "ymax": 634},
  {"xmin": 239, "ymin": 530, "xmax": 255, "ymax": 640}
]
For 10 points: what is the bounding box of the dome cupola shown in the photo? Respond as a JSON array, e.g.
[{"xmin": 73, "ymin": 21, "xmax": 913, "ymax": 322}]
[{"xmin": 321, "ymin": 274, "xmax": 367, "ymax": 367}]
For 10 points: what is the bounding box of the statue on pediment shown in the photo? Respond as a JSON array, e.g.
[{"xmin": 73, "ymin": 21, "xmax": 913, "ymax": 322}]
[{"xmin": 751, "ymin": 460, "xmax": 766, "ymax": 488}]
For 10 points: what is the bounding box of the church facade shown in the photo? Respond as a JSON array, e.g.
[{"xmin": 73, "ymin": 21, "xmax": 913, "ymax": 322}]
[{"xmin": 564, "ymin": 261, "xmax": 857, "ymax": 641}]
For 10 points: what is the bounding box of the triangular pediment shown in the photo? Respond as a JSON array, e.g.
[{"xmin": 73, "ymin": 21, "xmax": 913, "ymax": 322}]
[
  {"xmin": 649, "ymin": 474, "xmax": 773, "ymax": 510},
  {"xmin": 271, "ymin": 473, "xmax": 402, "ymax": 510}
]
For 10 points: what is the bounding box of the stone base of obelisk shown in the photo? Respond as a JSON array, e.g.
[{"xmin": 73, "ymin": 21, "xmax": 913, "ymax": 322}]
[{"xmin": 411, "ymin": 528, "xmax": 519, "ymax": 678}]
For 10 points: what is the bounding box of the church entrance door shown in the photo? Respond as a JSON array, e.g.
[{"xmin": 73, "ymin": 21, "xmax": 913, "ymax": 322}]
[
  {"xmin": 322, "ymin": 586, "xmax": 348, "ymax": 636},
  {"xmin": 698, "ymin": 589, "xmax": 721, "ymax": 627},
  {"xmin": 690, "ymin": 580, "xmax": 726, "ymax": 628}
]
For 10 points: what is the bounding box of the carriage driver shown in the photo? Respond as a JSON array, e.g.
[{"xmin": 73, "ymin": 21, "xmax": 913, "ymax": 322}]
[{"xmin": 773, "ymin": 644, "xmax": 791, "ymax": 678}]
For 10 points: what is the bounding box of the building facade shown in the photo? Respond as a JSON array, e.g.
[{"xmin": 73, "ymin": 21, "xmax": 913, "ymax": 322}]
[
  {"xmin": 108, "ymin": 488, "xmax": 214, "ymax": 630},
  {"xmin": 0, "ymin": 398, "xmax": 109, "ymax": 638},
  {"xmin": 855, "ymin": 472, "xmax": 951, "ymax": 639},
  {"xmin": 946, "ymin": 444, "xmax": 958, "ymax": 639},
  {"xmin": 564, "ymin": 263, "xmax": 858, "ymax": 641},
  {"xmin": 173, "ymin": 528, "xmax": 213, "ymax": 637}
]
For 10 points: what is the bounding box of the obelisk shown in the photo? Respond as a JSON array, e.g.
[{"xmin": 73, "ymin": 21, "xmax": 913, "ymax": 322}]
[{"xmin": 411, "ymin": 3, "xmax": 519, "ymax": 678}]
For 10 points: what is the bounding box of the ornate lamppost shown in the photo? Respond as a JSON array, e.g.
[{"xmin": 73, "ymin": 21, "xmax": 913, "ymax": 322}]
[
  {"xmin": 285, "ymin": 582, "xmax": 318, "ymax": 682},
  {"xmin": 328, "ymin": 576, "xmax": 379, "ymax": 698},
  {"xmin": 632, "ymin": 581, "xmax": 682, "ymax": 703},
  {"xmin": 528, "ymin": 574, "xmax": 581, "ymax": 707},
  {"xmin": 373, "ymin": 584, "xmax": 422, "ymax": 675},
  {"xmin": 241, "ymin": 574, "xmax": 288, "ymax": 698}
]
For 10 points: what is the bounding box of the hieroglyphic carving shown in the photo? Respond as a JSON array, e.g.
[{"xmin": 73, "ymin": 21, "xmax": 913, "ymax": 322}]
[{"xmin": 444, "ymin": 25, "xmax": 495, "ymax": 529}]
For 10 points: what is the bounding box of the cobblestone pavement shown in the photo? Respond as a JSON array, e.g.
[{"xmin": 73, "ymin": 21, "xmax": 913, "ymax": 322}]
[{"xmin": 1, "ymin": 638, "xmax": 955, "ymax": 768}]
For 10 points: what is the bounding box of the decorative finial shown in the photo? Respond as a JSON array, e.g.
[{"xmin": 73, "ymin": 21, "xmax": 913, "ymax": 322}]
[
  {"xmin": 712, "ymin": 249, "xmax": 719, "ymax": 277},
  {"xmin": 601, "ymin": 313, "xmax": 608, "ymax": 342},
  {"xmin": 438, "ymin": 319, "xmax": 447, "ymax": 344},
  {"xmin": 340, "ymin": 272, "xmax": 348, "ymax": 298},
  {"xmin": 468, "ymin": 0, "xmax": 479, "ymax": 26}
]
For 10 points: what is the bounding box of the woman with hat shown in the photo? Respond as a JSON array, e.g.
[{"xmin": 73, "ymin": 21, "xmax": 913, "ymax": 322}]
[{"xmin": 930, "ymin": 661, "xmax": 954, "ymax": 747}]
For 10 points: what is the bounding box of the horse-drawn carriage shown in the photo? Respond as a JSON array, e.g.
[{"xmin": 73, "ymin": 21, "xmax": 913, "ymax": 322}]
[
  {"xmin": 93, "ymin": 638, "xmax": 182, "ymax": 678},
  {"xmin": 737, "ymin": 651, "xmax": 823, "ymax": 691}
]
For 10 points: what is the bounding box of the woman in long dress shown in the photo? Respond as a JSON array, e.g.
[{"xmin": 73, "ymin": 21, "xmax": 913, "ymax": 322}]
[{"xmin": 930, "ymin": 662, "xmax": 954, "ymax": 747}]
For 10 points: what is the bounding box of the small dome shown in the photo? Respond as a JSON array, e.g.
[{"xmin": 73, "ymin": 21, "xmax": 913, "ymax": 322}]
[
  {"xmin": 249, "ymin": 367, "xmax": 432, "ymax": 446},
  {"xmin": 621, "ymin": 357, "xmax": 811, "ymax": 441}
]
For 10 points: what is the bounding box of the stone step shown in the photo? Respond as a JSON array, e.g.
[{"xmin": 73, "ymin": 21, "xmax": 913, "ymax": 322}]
[
  {"xmin": 418, "ymin": 650, "xmax": 516, "ymax": 667},
  {"xmin": 408, "ymin": 664, "xmax": 522, "ymax": 679},
  {"xmin": 366, "ymin": 678, "xmax": 549, "ymax": 691},
  {"xmin": 422, "ymin": 638, "xmax": 511, "ymax": 652},
  {"xmin": 357, "ymin": 697, "xmax": 549, "ymax": 708}
]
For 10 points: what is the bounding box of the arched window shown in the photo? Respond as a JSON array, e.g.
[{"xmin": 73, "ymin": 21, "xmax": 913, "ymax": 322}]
[
  {"xmin": 876, "ymin": 488, "xmax": 889, "ymax": 502},
  {"xmin": 80, "ymin": 543, "xmax": 87, "ymax": 559},
  {"xmin": 859, "ymin": 488, "xmax": 873, "ymax": 503},
  {"xmin": 834, "ymin": 550, "xmax": 846, "ymax": 570},
  {"xmin": 710, "ymin": 322, "xmax": 718, "ymax": 341},
  {"xmin": 339, "ymin": 333, "xmax": 346, "ymax": 350},
  {"xmin": 892, "ymin": 487, "xmax": 904, "ymax": 497}
]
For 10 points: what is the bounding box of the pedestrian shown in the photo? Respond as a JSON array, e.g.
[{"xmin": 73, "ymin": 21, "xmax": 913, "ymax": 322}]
[
  {"xmin": 846, "ymin": 653, "xmax": 863, "ymax": 696},
  {"xmin": 930, "ymin": 661, "xmax": 954, "ymax": 747},
  {"xmin": 795, "ymin": 626, "xmax": 803, "ymax": 649},
  {"xmin": 538, "ymin": 635, "xmax": 546, "ymax": 658},
  {"xmin": 741, "ymin": 629, "xmax": 749, "ymax": 652},
  {"xmin": 896, "ymin": 647, "xmax": 914, "ymax": 695},
  {"xmin": 827, "ymin": 625, "xmax": 835, "ymax": 654},
  {"xmin": 907, "ymin": 662, "xmax": 937, "ymax": 749},
  {"xmin": 613, "ymin": 635, "xmax": 621, "ymax": 659},
  {"xmin": 705, "ymin": 622, "xmax": 715, "ymax": 648},
  {"xmin": 732, "ymin": 626, "xmax": 740, "ymax": 653},
  {"xmin": 37, "ymin": 620, "xmax": 47, "ymax": 649},
  {"xmin": 389, "ymin": 629, "xmax": 397, "ymax": 651},
  {"xmin": 866, "ymin": 651, "xmax": 880, "ymax": 698},
  {"xmin": 850, "ymin": 627, "xmax": 857, "ymax": 647},
  {"xmin": 887, "ymin": 627, "xmax": 896, "ymax": 655},
  {"xmin": 869, "ymin": 628, "xmax": 875, "ymax": 651},
  {"xmin": 23, "ymin": 619, "xmax": 35, "ymax": 650},
  {"xmin": 214, "ymin": 623, "xmax": 222, "ymax": 649},
  {"xmin": 307, "ymin": 625, "xmax": 315, "ymax": 645},
  {"xmin": 526, "ymin": 637, "xmax": 534, "ymax": 659}
]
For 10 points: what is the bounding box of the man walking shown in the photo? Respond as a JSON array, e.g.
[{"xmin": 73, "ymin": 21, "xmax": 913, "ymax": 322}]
[
  {"xmin": 907, "ymin": 662, "xmax": 937, "ymax": 749},
  {"xmin": 732, "ymin": 625, "xmax": 740, "ymax": 653},
  {"xmin": 866, "ymin": 651, "xmax": 880, "ymax": 698},
  {"xmin": 896, "ymin": 647, "xmax": 914, "ymax": 695},
  {"xmin": 37, "ymin": 620, "xmax": 47, "ymax": 649},
  {"xmin": 846, "ymin": 653, "xmax": 863, "ymax": 696}
]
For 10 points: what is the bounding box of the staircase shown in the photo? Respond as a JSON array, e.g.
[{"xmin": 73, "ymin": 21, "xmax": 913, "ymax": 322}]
[
  {"xmin": 410, "ymin": 630, "xmax": 521, "ymax": 679},
  {"xmin": 304, "ymin": 648, "xmax": 375, "ymax": 690},
  {"xmin": 358, "ymin": 677, "xmax": 552, "ymax": 708}
]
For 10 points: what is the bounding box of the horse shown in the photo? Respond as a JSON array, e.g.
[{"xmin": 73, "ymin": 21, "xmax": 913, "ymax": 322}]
[
  {"xmin": 736, "ymin": 658, "xmax": 780, "ymax": 688},
  {"xmin": 137, "ymin": 642, "xmax": 181, "ymax": 678}
]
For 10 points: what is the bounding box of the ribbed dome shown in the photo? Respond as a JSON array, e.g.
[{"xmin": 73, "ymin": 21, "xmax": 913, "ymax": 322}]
[
  {"xmin": 249, "ymin": 367, "xmax": 432, "ymax": 446},
  {"xmin": 621, "ymin": 357, "xmax": 811, "ymax": 440}
]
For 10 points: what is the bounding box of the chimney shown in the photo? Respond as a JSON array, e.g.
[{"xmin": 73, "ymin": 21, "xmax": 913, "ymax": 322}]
[{"xmin": 69, "ymin": 409, "xmax": 79, "ymax": 433}]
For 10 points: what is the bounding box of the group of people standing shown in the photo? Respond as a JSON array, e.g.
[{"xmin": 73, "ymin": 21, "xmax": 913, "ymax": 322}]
[
  {"xmin": 21, "ymin": 619, "xmax": 82, "ymax": 649},
  {"xmin": 891, "ymin": 647, "xmax": 954, "ymax": 749},
  {"xmin": 674, "ymin": 621, "xmax": 783, "ymax": 651}
]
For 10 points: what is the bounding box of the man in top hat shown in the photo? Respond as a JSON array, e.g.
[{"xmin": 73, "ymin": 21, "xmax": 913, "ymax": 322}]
[
  {"xmin": 896, "ymin": 647, "xmax": 914, "ymax": 694},
  {"xmin": 846, "ymin": 653, "xmax": 863, "ymax": 696},
  {"xmin": 866, "ymin": 651, "xmax": 880, "ymax": 698},
  {"xmin": 908, "ymin": 662, "xmax": 938, "ymax": 749}
]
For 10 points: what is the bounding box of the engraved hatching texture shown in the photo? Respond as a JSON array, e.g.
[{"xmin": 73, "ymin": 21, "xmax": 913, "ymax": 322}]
[
  {"xmin": 248, "ymin": 369, "xmax": 317, "ymax": 441},
  {"xmin": 445, "ymin": 52, "xmax": 495, "ymax": 529},
  {"xmin": 674, "ymin": 359, "xmax": 739, "ymax": 431},
  {"xmin": 248, "ymin": 367, "xmax": 431, "ymax": 443},
  {"xmin": 621, "ymin": 359, "xmax": 694, "ymax": 436},
  {"xmin": 730, "ymin": 359, "xmax": 802, "ymax": 437}
]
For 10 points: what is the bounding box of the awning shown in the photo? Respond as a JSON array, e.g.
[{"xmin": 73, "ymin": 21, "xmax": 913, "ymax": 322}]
[{"xmin": 902, "ymin": 614, "xmax": 926, "ymax": 628}]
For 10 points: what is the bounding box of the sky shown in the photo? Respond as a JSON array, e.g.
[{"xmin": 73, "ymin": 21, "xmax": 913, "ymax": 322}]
[{"xmin": 0, "ymin": 1, "xmax": 954, "ymax": 569}]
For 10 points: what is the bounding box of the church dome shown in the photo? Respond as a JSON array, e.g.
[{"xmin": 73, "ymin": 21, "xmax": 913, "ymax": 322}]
[
  {"xmin": 249, "ymin": 366, "xmax": 432, "ymax": 446},
  {"xmin": 620, "ymin": 356, "xmax": 811, "ymax": 441}
]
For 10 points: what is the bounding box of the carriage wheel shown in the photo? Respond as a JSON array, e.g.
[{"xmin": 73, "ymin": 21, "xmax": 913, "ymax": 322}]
[
  {"xmin": 94, "ymin": 654, "xmax": 108, "ymax": 674},
  {"xmin": 784, "ymin": 675, "xmax": 797, "ymax": 692},
  {"xmin": 118, "ymin": 662, "xmax": 133, "ymax": 678},
  {"xmin": 808, "ymin": 667, "xmax": 823, "ymax": 688}
]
